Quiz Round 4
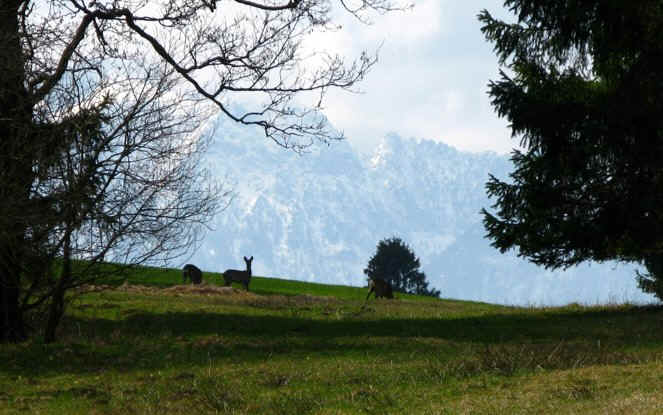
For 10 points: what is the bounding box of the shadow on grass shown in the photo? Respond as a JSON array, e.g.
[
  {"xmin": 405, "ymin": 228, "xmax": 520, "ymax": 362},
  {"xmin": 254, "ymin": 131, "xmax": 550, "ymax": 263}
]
[{"xmin": 3, "ymin": 305, "xmax": 663, "ymax": 378}]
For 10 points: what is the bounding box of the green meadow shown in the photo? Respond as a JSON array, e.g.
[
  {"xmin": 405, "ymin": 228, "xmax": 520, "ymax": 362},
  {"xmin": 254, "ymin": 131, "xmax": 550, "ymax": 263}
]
[{"xmin": 2, "ymin": 266, "xmax": 663, "ymax": 414}]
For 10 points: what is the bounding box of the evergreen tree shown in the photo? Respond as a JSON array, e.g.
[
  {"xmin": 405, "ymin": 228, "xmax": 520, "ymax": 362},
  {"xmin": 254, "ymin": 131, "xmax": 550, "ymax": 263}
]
[
  {"xmin": 364, "ymin": 237, "xmax": 440, "ymax": 298},
  {"xmin": 478, "ymin": 2, "xmax": 663, "ymax": 277},
  {"xmin": 636, "ymin": 255, "xmax": 663, "ymax": 301}
]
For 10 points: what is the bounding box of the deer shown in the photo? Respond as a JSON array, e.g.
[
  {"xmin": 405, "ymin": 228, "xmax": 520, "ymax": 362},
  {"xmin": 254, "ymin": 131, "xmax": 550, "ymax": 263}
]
[
  {"xmin": 223, "ymin": 256, "xmax": 253, "ymax": 291},
  {"xmin": 182, "ymin": 264, "xmax": 203, "ymax": 285},
  {"xmin": 366, "ymin": 277, "xmax": 393, "ymax": 300}
]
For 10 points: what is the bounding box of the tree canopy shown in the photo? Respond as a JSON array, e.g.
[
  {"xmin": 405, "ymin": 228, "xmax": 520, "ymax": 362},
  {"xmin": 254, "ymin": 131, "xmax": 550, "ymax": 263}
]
[
  {"xmin": 636, "ymin": 254, "xmax": 663, "ymax": 301},
  {"xmin": 479, "ymin": 1, "xmax": 663, "ymax": 271},
  {"xmin": 364, "ymin": 237, "xmax": 440, "ymax": 298}
]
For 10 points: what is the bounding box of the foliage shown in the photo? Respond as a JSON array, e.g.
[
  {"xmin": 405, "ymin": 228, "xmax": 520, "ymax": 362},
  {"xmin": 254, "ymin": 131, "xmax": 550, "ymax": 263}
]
[
  {"xmin": 478, "ymin": 1, "xmax": 663, "ymax": 273},
  {"xmin": 0, "ymin": 0, "xmax": 408, "ymax": 342},
  {"xmin": 364, "ymin": 237, "xmax": 440, "ymax": 297},
  {"xmin": 636, "ymin": 255, "xmax": 663, "ymax": 301}
]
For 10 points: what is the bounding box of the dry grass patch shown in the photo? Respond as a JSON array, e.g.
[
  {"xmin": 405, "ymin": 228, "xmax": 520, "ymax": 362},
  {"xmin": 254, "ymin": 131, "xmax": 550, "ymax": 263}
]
[
  {"xmin": 77, "ymin": 282, "xmax": 342, "ymax": 307},
  {"xmin": 161, "ymin": 284, "xmax": 257, "ymax": 298}
]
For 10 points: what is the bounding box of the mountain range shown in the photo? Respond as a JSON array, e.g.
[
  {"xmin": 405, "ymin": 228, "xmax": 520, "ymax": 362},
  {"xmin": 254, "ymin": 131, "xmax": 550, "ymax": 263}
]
[{"xmin": 189, "ymin": 112, "xmax": 654, "ymax": 306}]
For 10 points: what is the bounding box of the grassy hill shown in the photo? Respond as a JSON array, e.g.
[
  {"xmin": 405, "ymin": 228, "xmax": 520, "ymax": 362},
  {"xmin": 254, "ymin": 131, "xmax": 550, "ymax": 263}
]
[{"xmin": 2, "ymin": 265, "xmax": 663, "ymax": 414}]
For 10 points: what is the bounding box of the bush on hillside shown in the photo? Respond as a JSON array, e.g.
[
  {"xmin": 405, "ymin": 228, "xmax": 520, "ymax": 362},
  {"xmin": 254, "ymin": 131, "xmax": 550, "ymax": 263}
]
[{"xmin": 364, "ymin": 237, "xmax": 440, "ymax": 298}]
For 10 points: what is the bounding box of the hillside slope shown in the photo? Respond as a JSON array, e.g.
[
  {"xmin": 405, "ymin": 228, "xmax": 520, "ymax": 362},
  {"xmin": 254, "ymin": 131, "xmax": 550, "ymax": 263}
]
[{"xmin": 4, "ymin": 269, "xmax": 663, "ymax": 414}]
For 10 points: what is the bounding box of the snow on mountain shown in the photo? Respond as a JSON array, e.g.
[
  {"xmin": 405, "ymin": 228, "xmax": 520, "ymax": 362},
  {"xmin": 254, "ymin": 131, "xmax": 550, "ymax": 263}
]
[{"xmin": 189, "ymin": 112, "xmax": 655, "ymax": 306}]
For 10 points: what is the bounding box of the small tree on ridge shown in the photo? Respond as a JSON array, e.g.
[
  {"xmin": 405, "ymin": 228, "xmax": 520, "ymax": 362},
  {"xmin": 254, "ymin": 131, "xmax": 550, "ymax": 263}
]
[{"xmin": 364, "ymin": 237, "xmax": 440, "ymax": 298}]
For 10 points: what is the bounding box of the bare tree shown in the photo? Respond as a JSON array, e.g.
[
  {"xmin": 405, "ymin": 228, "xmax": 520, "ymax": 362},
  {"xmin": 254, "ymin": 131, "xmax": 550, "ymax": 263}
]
[
  {"xmin": 0, "ymin": 0, "xmax": 408, "ymax": 342},
  {"xmin": 26, "ymin": 61, "xmax": 229, "ymax": 342}
]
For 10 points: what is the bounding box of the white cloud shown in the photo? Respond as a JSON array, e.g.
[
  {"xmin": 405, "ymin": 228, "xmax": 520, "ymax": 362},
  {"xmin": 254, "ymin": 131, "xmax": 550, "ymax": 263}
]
[
  {"xmin": 368, "ymin": 0, "xmax": 443, "ymax": 43},
  {"xmin": 298, "ymin": 0, "xmax": 518, "ymax": 155}
]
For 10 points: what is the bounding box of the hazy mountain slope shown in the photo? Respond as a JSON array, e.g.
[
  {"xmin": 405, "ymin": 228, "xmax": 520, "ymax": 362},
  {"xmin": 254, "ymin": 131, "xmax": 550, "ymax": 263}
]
[{"xmin": 189, "ymin": 113, "xmax": 653, "ymax": 305}]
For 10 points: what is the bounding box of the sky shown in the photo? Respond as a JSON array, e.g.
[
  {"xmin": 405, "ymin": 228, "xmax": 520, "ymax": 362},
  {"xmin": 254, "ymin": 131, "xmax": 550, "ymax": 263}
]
[{"xmin": 299, "ymin": 0, "xmax": 517, "ymax": 155}]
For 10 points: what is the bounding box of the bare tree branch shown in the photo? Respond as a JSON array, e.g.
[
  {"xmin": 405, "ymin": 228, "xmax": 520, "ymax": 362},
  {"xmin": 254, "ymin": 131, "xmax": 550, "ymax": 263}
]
[{"xmin": 233, "ymin": 0, "xmax": 302, "ymax": 11}]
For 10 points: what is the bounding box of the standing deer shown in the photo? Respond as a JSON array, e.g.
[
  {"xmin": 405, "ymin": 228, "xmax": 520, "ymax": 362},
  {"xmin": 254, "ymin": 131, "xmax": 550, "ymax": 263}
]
[
  {"xmin": 223, "ymin": 256, "xmax": 253, "ymax": 291},
  {"xmin": 366, "ymin": 277, "xmax": 393, "ymax": 300},
  {"xmin": 182, "ymin": 264, "xmax": 203, "ymax": 285}
]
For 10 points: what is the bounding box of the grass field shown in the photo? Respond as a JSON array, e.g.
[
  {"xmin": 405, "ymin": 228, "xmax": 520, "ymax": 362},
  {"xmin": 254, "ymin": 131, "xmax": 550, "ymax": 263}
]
[{"xmin": 2, "ymin": 265, "xmax": 663, "ymax": 414}]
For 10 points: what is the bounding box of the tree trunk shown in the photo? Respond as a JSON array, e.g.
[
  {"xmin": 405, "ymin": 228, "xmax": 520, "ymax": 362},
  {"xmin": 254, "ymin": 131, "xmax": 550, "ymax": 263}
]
[
  {"xmin": 44, "ymin": 227, "xmax": 72, "ymax": 343},
  {"xmin": 44, "ymin": 282, "xmax": 66, "ymax": 344},
  {"xmin": 0, "ymin": 259, "xmax": 25, "ymax": 342},
  {"xmin": 0, "ymin": 0, "xmax": 33, "ymax": 343}
]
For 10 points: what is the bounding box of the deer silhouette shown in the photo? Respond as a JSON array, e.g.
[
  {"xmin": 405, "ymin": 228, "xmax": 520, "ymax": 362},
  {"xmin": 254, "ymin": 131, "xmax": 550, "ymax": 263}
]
[
  {"xmin": 182, "ymin": 264, "xmax": 203, "ymax": 285},
  {"xmin": 223, "ymin": 256, "xmax": 253, "ymax": 291},
  {"xmin": 366, "ymin": 277, "xmax": 393, "ymax": 300}
]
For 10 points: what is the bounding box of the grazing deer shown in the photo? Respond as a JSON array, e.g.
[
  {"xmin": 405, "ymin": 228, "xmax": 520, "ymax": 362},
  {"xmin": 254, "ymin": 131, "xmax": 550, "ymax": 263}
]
[
  {"xmin": 366, "ymin": 277, "xmax": 393, "ymax": 300},
  {"xmin": 182, "ymin": 264, "xmax": 203, "ymax": 285},
  {"xmin": 223, "ymin": 256, "xmax": 253, "ymax": 291}
]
